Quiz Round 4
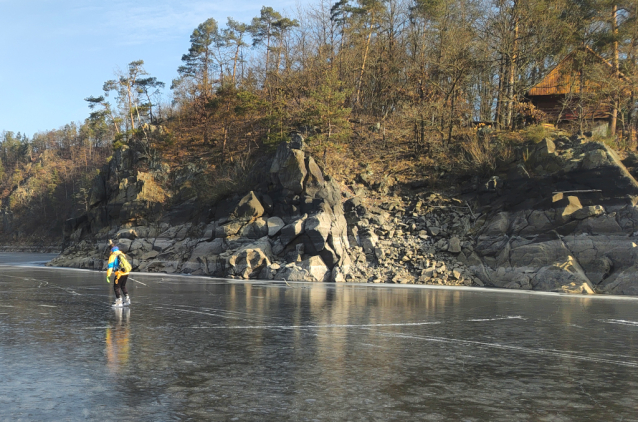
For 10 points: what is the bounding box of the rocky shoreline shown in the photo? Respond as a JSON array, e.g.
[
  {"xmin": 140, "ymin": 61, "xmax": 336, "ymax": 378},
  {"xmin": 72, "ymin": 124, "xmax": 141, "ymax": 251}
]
[
  {"xmin": 47, "ymin": 132, "xmax": 638, "ymax": 295},
  {"xmin": 0, "ymin": 245, "xmax": 61, "ymax": 254}
]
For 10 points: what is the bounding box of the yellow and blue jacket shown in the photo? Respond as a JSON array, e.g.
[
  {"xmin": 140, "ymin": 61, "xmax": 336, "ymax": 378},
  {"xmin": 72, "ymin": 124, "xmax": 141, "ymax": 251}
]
[{"xmin": 107, "ymin": 249, "xmax": 131, "ymax": 280}]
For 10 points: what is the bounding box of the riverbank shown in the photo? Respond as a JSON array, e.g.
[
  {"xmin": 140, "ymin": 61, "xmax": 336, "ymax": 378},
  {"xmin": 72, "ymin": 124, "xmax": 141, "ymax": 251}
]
[{"xmin": 0, "ymin": 245, "xmax": 60, "ymax": 254}]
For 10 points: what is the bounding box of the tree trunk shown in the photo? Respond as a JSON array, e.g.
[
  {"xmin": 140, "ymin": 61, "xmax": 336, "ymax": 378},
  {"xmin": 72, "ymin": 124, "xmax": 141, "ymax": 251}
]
[
  {"xmin": 355, "ymin": 14, "xmax": 375, "ymax": 107},
  {"xmin": 265, "ymin": 28, "xmax": 272, "ymax": 79},
  {"xmin": 222, "ymin": 126, "xmax": 227, "ymax": 163},
  {"xmin": 630, "ymin": 90, "xmax": 636, "ymax": 147},
  {"xmin": 507, "ymin": 10, "xmax": 519, "ymax": 130},
  {"xmin": 203, "ymin": 50, "xmax": 210, "ymax": 97},
  {"xmin": 495, "ymin": 57, "xmax": 505, "ymax": 128},
  {"xmin": 232, "ymin": 44, "xmax": 240, "ymax": 85},
  {"xmin": 108, "ymin": 107, "xmax": 120, "ymax": 134},
  {"xmin": 629, "ymin": 1, "xmax": 638, "ymax": 147},
  {"xmin": 126, "ymin": 84, "xmax": 136, "ymax": 131},
  {"xmin": 448, "ymin": 86, "xmax": 456, "ymax": 145},
  {"xmin": 611, "ymin": 5, "xmax": 619, "ymax": 137},
  {"xmin": 276, "ymin": 38, "xmax": 283, "ymax": 76},
  {"xmin": 203, "ymin": 98, "xmax": 210, "ymax": 146}
]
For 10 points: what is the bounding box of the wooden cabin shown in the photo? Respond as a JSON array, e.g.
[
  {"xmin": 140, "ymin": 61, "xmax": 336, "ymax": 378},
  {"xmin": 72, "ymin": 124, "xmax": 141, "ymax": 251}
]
[{"xmin": 526, "ymin": 47, "xmax": 621, "ymax": 124}]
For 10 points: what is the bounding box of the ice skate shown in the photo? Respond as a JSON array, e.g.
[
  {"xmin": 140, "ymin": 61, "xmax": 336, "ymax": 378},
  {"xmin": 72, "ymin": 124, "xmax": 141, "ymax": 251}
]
[
  {"xmin": 112, "ymin": 297, "xmax": 123, "ymax": 308},
  {"xmin": 124, "ymin": 295, "xmax": 131, "ymax": 306}
]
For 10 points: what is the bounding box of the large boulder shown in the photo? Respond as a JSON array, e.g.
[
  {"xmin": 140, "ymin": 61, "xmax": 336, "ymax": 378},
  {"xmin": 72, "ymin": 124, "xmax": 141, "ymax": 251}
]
[
  {"xmin": 241, "ymin": 217, "xmax": 269, "ymax": 239},
  {"xmin": 129, "ymin": 238, "xmax": 153, "ymax": 255},
  {"xmin": 582, "ymin": 148, "xmax": 612, "ymax": 170},
  {"xmin": 280, "ymin": 216, "xmax": 307, "ymax": 246},
  {"xmin": 274, "ymin": 263, "xmax": 311, "ymax": 282},
  {"xmin": 599, "ymin": 264, "xmax": 638, "ymax": 295},
  {"xmin": 448, "ymin": 237, "xmax": 462, "ymax": 254},
  {"xmin": 116, "ymin": 238, "xmax": 132, "ymax": 253},
  {"xmin": 232, "ymin": 191, "xmax": 264, "ymax": 220},
  {"xmin": 359, "ymin": 230, "xmax": 379, "ymax": 255},
  {"xmin": 153, "ymin": 238, "xmax": 175, "ymax": 252},
  {"xmin": 270, "ymin": 141, "xmax": 307, "ymax": 194},
  {"xmin": 304, "ymin": 211, "xmax": 333, "ymax": 253},
  {"xmin": 300, "ymin": 256, "xmax": 330, "ymax": 282},
  {"xmin": 267, "ymin": 217, "xmax": 285, "ymax": 237},
  {"xmin": 190, "ymin": 239, "xmax": 225, "ymax": 259},
  {"xmin": 115, "ymin": 228, "xmax": 137, "ymax": 240},
  {"xmin": 528, "ymin": 138, "xmax": 557, "ymax": 167},
  {"xmin": 328, "ymin": 212, "xmax": 350, "ymax": 265},
  {"xmin": 228, "ymin": 238, "xmax": 273, "ymax": 279},
  {"xmin": 215, "ymin": 220, "xmax": 247, "ymax": 238},
  {"xmin": 305, "ymin": 157, "xmax": 326, "ymax": 197},
  {"xmin": 158, "ymin": 224, "xmax": 191, "ymax": 241}
]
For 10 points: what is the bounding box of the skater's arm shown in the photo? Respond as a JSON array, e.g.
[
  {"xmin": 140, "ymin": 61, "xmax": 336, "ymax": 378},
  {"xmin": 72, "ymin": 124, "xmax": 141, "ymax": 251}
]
[{"xmin": 106, "ymin": 254, "xmax": 117, "ymax": 277}]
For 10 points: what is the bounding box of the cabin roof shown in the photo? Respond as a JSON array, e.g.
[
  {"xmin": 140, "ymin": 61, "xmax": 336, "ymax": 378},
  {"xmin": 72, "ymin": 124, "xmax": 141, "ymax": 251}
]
[{"xmin": 527, "ymin": 47, "xmax": 618, "ymax": 97}]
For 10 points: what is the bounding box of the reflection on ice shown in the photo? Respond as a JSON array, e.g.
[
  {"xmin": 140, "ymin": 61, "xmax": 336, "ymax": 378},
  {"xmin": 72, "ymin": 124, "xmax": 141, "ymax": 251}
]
[
  {"xmin": 1, "ymin": 253, "xmax": 638, "ymax": 420},
  {"xmin": 106, "ymin": 307, "xmax": 131, "ymax": 375}
]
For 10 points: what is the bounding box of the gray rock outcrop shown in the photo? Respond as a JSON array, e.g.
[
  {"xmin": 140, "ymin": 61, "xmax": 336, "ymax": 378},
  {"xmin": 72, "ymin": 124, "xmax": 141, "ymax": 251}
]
[
  {"xmin": 49, "ymin": 136, "xmax": 349, "ymax": 284},
  {"xmin": 466, "ymin": 140, "xmax": 638, "ymax": 294}
]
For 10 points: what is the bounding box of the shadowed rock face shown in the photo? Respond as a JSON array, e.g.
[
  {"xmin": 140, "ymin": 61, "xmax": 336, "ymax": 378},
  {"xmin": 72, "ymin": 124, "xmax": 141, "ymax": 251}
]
[
  {"xmin": 467, "ymin": 140, "xmax": 638, "ymax": 295},
  {"xmin": 64, "ymin": 142, "xmax": 172, "ymax": 243},
  {"xmin": 50, "ymin": 136, "xmax": 351, "ymax": 283}
]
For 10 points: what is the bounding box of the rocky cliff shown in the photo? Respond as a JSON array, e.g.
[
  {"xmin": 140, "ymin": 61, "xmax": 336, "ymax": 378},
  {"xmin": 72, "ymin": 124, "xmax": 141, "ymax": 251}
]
[
  {"xmin": 48, "ymin": 133, "xmax": 638, "ymax": 295},
  {"xmin": 49, "ymin": 136, "xmax": 353, "ymax": 283},
  {"xmin": 465, "ymin": 135, "xmax": 638, "ymax": 295}
]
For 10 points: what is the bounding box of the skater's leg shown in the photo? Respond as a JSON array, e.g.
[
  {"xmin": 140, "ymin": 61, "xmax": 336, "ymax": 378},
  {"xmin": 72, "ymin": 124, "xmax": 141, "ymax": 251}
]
[
  {"xmin": 120, "ymin": 275, "xmax": 130, "ymax": 305},
  {"xmin": 112, "ymin": 275, "xmax": 123, "ymax": 307},
  {"xmin": 113, "ymin": 274, "xmax": 122, "ymax": 299},
  {"xmin": 119, "ymin": 275, "xmax": 129, "ymax": 297}
]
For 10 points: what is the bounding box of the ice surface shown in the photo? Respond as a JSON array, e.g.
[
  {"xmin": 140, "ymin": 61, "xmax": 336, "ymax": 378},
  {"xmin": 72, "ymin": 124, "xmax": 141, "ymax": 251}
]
[{"xmin": 1, "ymin": 253, "xmax": 638, "ymax": 421}]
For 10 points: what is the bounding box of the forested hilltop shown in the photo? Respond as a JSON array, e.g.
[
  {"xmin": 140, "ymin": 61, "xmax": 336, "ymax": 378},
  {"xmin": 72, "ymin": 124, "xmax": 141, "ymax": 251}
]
[{"xmin": 2, "ymin": 0, "xmax": 638, "ymax": 245}]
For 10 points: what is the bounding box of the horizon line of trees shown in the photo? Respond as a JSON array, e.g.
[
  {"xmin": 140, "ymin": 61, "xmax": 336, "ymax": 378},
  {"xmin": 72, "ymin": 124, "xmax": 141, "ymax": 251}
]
[
  {"xmin": 8, "ymin": 0, "xmax": 638, "ymax": 159},
  {"xmin": 159, "ymin": 0, "xmax": 638, "ymax": 157}
]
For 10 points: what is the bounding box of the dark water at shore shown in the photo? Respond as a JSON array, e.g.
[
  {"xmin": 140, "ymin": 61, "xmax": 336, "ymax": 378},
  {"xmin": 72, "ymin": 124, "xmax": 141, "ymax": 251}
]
[{"xmin": 1, "ymin": 253, "xmax": 637, "ymax": 421}]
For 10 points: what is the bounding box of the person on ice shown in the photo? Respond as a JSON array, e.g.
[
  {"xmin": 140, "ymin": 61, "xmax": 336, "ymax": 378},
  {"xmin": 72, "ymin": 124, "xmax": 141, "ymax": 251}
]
[{"xmin": 106, "ymin": 242, "xmax": 132, "ymax": 307}]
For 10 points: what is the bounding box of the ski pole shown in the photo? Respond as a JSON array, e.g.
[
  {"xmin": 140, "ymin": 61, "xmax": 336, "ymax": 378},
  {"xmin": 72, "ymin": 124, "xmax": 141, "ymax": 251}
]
[{"xmin": 128, "ymin": 277, "xmax": 147, "ymax": 286}]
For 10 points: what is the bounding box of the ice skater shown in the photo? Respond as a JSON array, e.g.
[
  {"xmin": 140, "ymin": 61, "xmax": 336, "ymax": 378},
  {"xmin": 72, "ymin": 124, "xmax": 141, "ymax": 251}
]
[{"xmin": 106, "ymin": 241, "xmax": 132, "ymax": 307}]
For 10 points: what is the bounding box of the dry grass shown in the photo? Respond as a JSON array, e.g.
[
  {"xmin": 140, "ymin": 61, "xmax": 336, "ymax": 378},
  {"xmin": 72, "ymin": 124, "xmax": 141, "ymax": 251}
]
[
  {"xmin": 195, "ymin": 154, "xmax": 269, "ymax": 204},
  {"xmin": 496, "ymin": 124, "xmax": 550, "ymax": 145},
  {"xmin": 460, "ymin": 134, "xmax": 497, "ymax": 175},
  {"xmin": 153, "ymin": 116, "xmax": 551, "ymax": 196}
]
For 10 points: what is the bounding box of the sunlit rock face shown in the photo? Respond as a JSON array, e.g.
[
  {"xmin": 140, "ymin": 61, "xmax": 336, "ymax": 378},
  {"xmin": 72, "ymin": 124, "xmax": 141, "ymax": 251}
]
[{"xmin": 50, "ymin": 135, "xmax": 351, "ymax": 284}]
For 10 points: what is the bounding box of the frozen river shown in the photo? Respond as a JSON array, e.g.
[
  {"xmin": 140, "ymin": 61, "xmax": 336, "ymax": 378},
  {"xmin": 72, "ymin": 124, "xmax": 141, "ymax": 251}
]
[{"xmin": 1, "ymin": 253, "xmax": 638, "ymax": 421}]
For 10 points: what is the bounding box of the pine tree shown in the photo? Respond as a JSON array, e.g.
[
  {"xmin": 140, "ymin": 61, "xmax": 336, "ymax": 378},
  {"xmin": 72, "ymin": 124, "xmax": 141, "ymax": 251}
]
[
  {"xmin": 303, "ymin": 69, "xmax": 352, "ymax": 144},
  {"xmin": 177, "ymin": 18, "xmax": 221, "ymax": 98}
]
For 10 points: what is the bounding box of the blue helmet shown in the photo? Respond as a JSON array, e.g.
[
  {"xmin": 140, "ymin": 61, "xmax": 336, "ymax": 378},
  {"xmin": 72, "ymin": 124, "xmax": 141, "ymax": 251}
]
[{"xmin": 111, "ymin": 246, "xmax": 119, "ymax": 253}]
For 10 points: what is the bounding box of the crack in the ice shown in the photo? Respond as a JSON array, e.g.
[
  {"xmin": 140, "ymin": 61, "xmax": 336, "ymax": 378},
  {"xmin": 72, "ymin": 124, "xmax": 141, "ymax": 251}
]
[
  {"xmin": 368, "ymin": 330, "xmax": 638, "ymax": 368},
  {"xmin": 184, "ymin": 321, "xmax": 442, "ymax": 329},
  {"xmin": 599, "ymin": 319, "xmax": 638, "ymax": 327},
  {"xmin": 467, "ymin": 316, "xmax": 525, "ymax": 322},
  {"xmin": 579, "ymin": 383, "xmax": 604, "ymax": 408}
]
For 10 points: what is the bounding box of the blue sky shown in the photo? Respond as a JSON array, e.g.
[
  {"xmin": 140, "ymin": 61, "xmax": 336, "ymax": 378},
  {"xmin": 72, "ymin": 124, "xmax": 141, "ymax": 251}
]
[{"xmin": 0, "ymin": 0, "xmax": 296, "ymax": 137}]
